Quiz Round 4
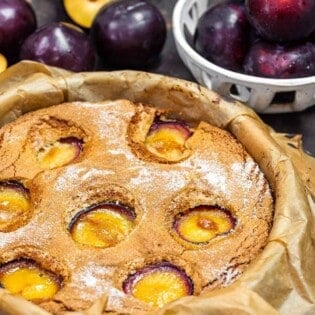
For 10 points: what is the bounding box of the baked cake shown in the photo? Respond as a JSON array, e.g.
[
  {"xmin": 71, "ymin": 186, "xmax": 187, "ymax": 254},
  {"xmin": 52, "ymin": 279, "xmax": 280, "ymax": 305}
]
[{"xmin": 0, "ymin": 100, "xmax": 274, "ymax": 314}]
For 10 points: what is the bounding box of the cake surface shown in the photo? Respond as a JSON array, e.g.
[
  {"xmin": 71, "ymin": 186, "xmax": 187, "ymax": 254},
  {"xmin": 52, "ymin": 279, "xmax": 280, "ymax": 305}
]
[{"xmin": 0, "ymin": 100, "xmax": 274, "ymax": 314}]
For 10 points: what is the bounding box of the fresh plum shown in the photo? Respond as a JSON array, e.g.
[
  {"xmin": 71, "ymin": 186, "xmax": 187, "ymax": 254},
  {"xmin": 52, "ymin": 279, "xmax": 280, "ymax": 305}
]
[
  {"xmin": 0, "ymin": 0, "xmax": 36, "ymax": 62},
  {"xmin": 90, "ymin": 0, "xmax": 166, "ymax": 69},
  {"xmin": 243, "ymin": 40, "xmax": 315, "ymax": 78},
  {"xmin": 194, "ymin": 2, "xmax": 251, "ymax": 71},
  {"xmin": 20, "ymin": 22, "xmax": 95, "ymax": 72},
  {"xmin": 246, "ymin": 0, "xmax": 315, "ymax": 42}
]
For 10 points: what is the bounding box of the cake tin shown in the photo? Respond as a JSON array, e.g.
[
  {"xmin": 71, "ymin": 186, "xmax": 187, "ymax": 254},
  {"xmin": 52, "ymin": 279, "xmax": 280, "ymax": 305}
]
[{"xmin": 172, "ymin": 0, "xmax": 315, "ymax": 113}]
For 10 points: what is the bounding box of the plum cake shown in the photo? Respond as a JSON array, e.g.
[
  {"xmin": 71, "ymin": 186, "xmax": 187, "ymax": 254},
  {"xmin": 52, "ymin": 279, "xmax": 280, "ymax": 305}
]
[{"xmin": 0, "ymin": 100, "xmax": 274, "ymax": 314}]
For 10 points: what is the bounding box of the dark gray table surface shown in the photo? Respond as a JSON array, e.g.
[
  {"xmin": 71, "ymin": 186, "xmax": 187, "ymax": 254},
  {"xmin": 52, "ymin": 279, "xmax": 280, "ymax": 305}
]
[{"xmin": 32, "ymin": 0, "xmax": 314, "ymax": 156}]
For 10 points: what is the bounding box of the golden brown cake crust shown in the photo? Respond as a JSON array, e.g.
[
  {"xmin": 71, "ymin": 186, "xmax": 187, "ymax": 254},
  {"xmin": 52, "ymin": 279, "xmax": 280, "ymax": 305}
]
[{"xmin": 0, "ymin": 100, "xmax": 274, "ymax": 314}]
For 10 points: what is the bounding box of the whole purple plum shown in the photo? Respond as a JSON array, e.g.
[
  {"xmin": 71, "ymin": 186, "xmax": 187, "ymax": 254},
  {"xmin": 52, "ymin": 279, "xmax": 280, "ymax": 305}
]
[
  {"xmin": 243, "ymin": 40, "xmax": 315, "ymax": 78},
  {"xmin": 194, "ymin": 2, "xmax": 251, "ymax": 72},
  {"xmin": 90, "ymin": 0, "xmax": 166, "ymax": 69},
  {"xmin": 246, "ymin": 0, "xmax": 315, "ymax": 42},
  {"xmin": 20, "ymin": 22, "xmax": 95, "ymax": 72},
  {"xmin": 0, "ymin": 0, "xmax": 36, "ymax": 62}
]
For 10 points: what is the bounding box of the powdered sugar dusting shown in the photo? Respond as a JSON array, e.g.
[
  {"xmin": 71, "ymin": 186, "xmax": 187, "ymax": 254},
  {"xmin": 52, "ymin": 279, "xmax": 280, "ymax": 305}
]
[
  {"xmin": 202, "ymin": 164, "xmax": 228, "ymax": 193},
  {"xmin": 53, "ymin": 166, "xmax": 82, "ymax": 191},
  {"xmin": 231, "ymin": 157, "xmax": 270, "ymax": 207},
  {"xmin": 79, "ymin": 269, "xmax": 97, "ymax": 288},
  {"xmin": 107, "ymin": 148, "xmax": 137, "ymax": 161},
  {"xmin": 186, "ymin": 157, "xmax": 229, "ymax": 196},
  {"xmin": 79, "ymin": 167, "xmax": 115, "ymax": 181},
  {"xmin": 181, "ymin": 153, "xmax": 271, "ymax": 213},
  {"xmin": 209, "ymin": 262, "xmax": 242, "ymax": 287},
  {"xmin": 129, "ymin": 166, "xmax": 188, "ymax": 192},
  {"xmin": 74, "ymin": 263, "xmax": 115, "ymax": 300},
  {"xmin": 95, "ymin": 107, "xmax": 132, "ymax": 142},
  {"xmin": 222, "ymin": 265, "xmax": 242, "ymax": 287},
  {"xmin": 53, "ymin": 166, "xmax": 115, "ymax": 191}
]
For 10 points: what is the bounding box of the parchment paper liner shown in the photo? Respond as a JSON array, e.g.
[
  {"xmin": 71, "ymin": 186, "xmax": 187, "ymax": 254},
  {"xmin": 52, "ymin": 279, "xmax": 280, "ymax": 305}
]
[{"xmin": 0, "ymin": 61, "xmax": 313, "ymax": 315}]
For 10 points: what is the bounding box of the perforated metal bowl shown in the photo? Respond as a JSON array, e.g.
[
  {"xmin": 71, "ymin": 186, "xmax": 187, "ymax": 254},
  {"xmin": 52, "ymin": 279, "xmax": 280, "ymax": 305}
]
[{"xmin": 172, "ymin": 0, "xmax": 315, "ymax": 113}]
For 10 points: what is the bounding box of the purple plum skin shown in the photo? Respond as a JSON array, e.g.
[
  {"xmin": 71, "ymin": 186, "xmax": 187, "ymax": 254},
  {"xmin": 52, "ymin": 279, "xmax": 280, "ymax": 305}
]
[
  {"xmin": 90, "ymin": 0, "xmax": 166, "ymax": 69},
  {"xmin": 173, "ymin": 205, "xmax": 237, "ymax": 245},
  {"xmin": 20, "ymin": 23, "xmax": 95, "ymax": 72},
  {"xmin": 246, "ymin": 0, "xmax": 315, "ymax": 42},
  {"xmin": 194, "ymin": 2, "xmax": 251, "ymax": 72},
  {"xmin": 243, "ymin": 41, "xmax": 315, "ymax": 78},
  {"xmin": 0, "ymin": 0, "xmax": 36, "ymax": 62},
  {"xmin": 69, "ymin": 202, "xmax": 136, "ymax": 232},
  {"xmin": 148, "ymin": 120, "xmax": 192, "ymax": 139},
  {"xmin": 0, "ymin": 180, "xmax": 29, "ymax": 198},
  {"xmin": 122, "ymin": 261, "xmax": 194, "ymax": 295},
  {"xmin": 59, "ymin": 137, "xmax": 84, "ymax": 153}
]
